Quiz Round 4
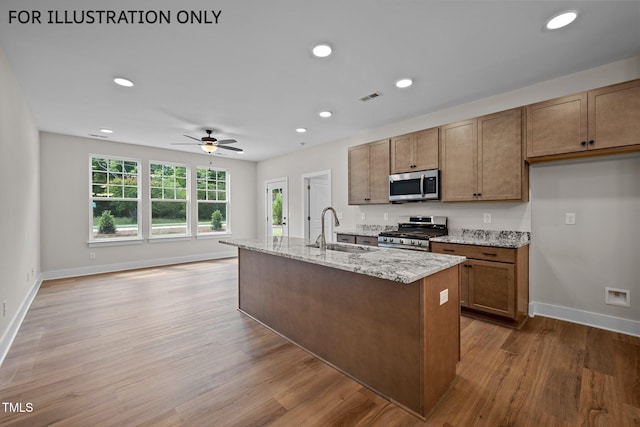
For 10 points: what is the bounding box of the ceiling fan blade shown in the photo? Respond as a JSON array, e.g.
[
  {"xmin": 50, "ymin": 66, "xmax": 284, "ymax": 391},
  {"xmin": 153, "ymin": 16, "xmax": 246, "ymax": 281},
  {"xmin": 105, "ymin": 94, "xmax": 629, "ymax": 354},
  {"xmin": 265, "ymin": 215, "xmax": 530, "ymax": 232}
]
[
  {"xmin": 217, "ymin": 145, "xmax": 244, "ymax": 152},
  {"xmin": 216, "ymin": 139, "xmax": 237, "ymax": 145},
  {"xmin": 170, "ymin": 142, "xmax": 202, "ymax": 145},
  {"xmin": 184, "ymin": 135, "xmax": 202, "ymax": 142}
]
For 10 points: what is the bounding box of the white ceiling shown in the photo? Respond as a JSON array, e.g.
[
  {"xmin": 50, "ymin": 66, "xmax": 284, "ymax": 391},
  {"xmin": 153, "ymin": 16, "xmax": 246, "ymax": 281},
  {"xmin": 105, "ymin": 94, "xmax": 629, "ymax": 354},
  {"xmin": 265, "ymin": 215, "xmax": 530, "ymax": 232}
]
[{"xmin": 1, "ymin": 1, "xmax": 638, "ymax": 161}]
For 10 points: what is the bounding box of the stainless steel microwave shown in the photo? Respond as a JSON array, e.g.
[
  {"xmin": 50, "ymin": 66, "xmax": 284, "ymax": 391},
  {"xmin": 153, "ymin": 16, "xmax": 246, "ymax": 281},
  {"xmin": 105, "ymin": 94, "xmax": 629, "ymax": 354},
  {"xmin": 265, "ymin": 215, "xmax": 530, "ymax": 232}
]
[{"xmin": 389, "ymin": 169, "xmax": 440, "ymax": 202}]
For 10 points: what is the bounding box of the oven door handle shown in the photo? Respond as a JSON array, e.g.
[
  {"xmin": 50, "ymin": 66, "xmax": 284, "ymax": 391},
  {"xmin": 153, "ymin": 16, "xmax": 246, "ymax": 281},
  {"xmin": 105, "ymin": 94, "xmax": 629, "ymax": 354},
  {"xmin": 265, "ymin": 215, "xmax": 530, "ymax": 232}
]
[{"xmin": 420, "ymin": 174, "xmax": 425, "ymax": 197}]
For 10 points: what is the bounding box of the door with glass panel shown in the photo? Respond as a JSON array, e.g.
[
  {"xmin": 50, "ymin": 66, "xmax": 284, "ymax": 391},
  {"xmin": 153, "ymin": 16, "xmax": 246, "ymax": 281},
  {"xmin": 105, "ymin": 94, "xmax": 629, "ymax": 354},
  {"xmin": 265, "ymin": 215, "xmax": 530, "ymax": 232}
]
[{"xmin": 265, "ymin": 178, "xmax": 288, "ymax": 238}]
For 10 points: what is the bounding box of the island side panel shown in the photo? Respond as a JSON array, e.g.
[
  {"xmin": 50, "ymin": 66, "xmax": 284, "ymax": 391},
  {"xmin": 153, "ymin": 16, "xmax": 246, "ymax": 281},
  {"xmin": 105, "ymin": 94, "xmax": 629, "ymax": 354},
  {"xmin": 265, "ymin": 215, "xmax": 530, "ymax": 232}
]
[
  {"xmin": 238, "ymin": 248, "xmax": 424, "ymax": 415},
  {"xmin": 422, "ymin": 264, "xmax": 460, "ymax": 415}
]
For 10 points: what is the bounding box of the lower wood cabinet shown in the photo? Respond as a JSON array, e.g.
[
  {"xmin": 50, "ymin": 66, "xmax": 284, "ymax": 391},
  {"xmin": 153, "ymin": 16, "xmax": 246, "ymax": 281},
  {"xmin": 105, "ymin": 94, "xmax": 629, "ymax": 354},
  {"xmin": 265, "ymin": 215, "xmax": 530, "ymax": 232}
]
[
  {"xmin": 431, "ymin": 242, "xmax": 529, "ymax": 327},
  {"xmin": 336, "ymin": 233, "xmax": 378, "ymax": 246}
]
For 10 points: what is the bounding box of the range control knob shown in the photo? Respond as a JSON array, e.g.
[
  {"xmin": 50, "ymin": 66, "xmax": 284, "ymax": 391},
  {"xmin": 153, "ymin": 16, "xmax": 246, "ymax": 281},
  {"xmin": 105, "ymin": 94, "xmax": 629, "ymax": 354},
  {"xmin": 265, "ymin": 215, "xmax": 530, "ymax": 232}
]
[{"xmin": 399, "ymin": 239, "xmax": 404, "ymax": 244}]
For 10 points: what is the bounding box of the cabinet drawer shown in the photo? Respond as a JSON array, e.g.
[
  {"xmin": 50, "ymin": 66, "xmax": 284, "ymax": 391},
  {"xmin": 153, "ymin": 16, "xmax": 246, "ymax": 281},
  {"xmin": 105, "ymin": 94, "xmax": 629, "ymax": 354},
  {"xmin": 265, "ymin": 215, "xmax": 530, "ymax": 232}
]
[
  {"xmin": 431, "ymin": 242, "xmax": 515, "ymax": 263},
  {"xmin": 356, "ymin": 236, "xmax": 378, "ymax": 246},
  {"xmin": 336, "ymin": 234, "xmax": 356, "ymax": 244}
]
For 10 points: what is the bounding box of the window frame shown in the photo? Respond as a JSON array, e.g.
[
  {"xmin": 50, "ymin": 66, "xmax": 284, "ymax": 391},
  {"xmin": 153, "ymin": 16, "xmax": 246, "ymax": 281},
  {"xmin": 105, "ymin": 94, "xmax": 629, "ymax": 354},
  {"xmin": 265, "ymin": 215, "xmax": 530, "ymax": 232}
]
[
  {"xmin": 88, "ymin": 154, "xmax": 142, "ymax": 245},
  {"xmin": 196, "ymin": 166, "xmax": 231, "ymax": 237},
  {"xmin": 148, "ymin": 160, "xmax": 191, "ymax": 239}
]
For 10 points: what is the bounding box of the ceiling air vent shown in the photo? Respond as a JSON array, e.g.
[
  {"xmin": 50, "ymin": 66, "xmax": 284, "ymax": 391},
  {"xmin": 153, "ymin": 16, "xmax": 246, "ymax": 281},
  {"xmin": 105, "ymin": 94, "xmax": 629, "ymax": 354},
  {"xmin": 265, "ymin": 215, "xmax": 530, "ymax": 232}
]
[
  {"xmin": 89, "ymin": 134, "xmax": 108, "ymax": 139},
  {"xmin": 359, "ymin": 91, "xmax": 382, "ymax": 102}
]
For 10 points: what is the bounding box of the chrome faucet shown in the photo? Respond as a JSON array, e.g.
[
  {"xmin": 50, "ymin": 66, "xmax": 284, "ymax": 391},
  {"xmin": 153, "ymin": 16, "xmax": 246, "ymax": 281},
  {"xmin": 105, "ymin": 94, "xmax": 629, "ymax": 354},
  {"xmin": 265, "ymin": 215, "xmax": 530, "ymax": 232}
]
[{"xmin": 320, "ymin": 207, "xmax": 340, "ymax": 251}]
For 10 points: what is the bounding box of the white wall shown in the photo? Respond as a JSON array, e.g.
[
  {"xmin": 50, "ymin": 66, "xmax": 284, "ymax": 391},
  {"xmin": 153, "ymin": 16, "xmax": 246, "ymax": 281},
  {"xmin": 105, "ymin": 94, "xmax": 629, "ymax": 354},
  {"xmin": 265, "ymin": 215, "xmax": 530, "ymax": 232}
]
[
  {"xmin": 256, "ymin": 56, "xmax": 640, "ymax": 334},
  {"xmin": 530, "ymin": 154, "xmax": 640, "ymax": 326},
  {"xmin": 0, "ymin": 47, "xmax": 40, "ymax": 357},
  {"xmin": 40, "ymin": 132, "xmax": 257, "ymax": 277}
]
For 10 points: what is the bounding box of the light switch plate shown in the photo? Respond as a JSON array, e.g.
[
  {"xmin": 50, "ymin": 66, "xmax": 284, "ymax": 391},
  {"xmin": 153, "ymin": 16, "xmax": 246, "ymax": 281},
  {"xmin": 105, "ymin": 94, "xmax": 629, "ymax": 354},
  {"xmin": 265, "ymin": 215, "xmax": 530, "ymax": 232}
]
[
  {"xmin": 360, "ymin": 212, "xmax": 366, "ymax": 221},
  {"xmin": 565, "ymin": 213, "xmax": 576, "ymax": 225},
  {"xmin": 383, "ymin": 212, "xmax": 389, "ymax": 221},
  {"xmin": 439, "ymin": 289, "xmax": 449, "ymax": 305},
  {"xmin": 483, "ymin": 213, "xmax": 492, "ymax": 224}
]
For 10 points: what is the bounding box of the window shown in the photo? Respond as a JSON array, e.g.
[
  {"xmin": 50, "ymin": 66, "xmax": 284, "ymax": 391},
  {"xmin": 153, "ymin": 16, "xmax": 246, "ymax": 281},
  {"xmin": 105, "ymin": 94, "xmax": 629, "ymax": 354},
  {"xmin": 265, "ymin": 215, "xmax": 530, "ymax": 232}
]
[
  {"xmin": 150, "ymin": 162, "xmax": 189, "ymax": 237},
  {"xmin": 196, "ymin": 167, "xmax": 229, "ymax": 234},
  {"xmin": 90, "ymin": 156, "xmax": 141, "ymax": 241}
]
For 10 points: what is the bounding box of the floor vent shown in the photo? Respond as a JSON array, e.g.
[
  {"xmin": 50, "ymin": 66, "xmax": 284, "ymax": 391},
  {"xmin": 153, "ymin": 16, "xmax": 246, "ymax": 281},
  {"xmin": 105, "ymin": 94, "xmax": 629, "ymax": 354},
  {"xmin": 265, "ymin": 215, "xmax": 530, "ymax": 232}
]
[{"xmin": 359, "ymin": 91, "xmax": 382, "ymax": 102}]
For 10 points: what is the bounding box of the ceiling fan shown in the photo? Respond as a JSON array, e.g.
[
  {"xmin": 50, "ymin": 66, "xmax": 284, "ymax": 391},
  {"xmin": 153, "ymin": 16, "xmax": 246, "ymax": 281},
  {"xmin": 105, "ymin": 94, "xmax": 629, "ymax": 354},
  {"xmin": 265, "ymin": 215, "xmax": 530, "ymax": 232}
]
[{"xmin": 171, "ymin": 129, "xmax": 244, "ymax": 154}]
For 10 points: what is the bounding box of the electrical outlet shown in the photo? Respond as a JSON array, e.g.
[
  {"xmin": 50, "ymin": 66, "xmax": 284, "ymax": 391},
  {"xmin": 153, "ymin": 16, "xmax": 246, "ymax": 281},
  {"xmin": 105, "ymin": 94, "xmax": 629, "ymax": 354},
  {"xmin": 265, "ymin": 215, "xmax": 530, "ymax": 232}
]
[
  {"xmin": 383, "ymin": 212, "xmax": 389, "ymax": 221},
  {"xmin": 89, "ymin": 252, "xmax": 96, "ymax": 260},
  {"xmin": 439, "ymin": 289, "xmax": 449, "ymax": 305},
  {"xmin": 565, "ymin": 213, "xmax": 576, "ymax": 225},
  {"xmin": 360, "ymin": 212, "xmax": 366, "ymax": 221},
  {"xmin": 605, "ymin": 287, "xmax": 630, "ymax": 307},
  {"xmin": 483, "ymin": 213, "xmax": 492, "ymax": 224},
  {"xmin": 336, "ymin": 212, "xmax": 343, "ymax": 220}
]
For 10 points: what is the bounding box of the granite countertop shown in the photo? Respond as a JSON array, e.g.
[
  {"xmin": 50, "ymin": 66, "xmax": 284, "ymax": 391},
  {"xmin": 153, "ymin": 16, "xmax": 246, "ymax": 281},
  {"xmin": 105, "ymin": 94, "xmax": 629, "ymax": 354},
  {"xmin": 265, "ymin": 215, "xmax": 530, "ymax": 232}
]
[
  {"xmin": 430, "ymin": 229, "xmax": 531, "ymax": 249},
  {"xmin": 221, "ymin": 236, "xmax": 465, "ymax": 284}
]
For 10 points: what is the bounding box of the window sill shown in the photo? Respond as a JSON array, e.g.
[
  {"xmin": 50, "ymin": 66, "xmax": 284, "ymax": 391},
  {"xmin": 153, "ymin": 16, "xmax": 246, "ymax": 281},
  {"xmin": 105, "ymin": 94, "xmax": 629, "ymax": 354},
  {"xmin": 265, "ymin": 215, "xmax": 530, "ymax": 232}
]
[
  {"xmin": 196, "ymin": 232, "xmax": 232, "ymax": 240},
  {"xmin": 148, "ymin": 235, "xmax": 192, "ymax": 243},
  {"xmin": 88, "ymin": 238, "xmax": 144, "ymax": 248}
]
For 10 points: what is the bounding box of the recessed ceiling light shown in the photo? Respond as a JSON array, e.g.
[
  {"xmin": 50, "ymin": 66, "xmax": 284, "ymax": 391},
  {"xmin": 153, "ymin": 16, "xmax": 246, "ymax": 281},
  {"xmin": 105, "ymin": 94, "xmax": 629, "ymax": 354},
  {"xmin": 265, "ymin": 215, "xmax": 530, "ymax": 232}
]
[
  {"xmin": 296, "ymin": 128, "xmax": 307, "ymax": 133},
  {"xmin": 113, "ymin": 77, "xmax": 134, "ymax": 87},
  {"xmin": 545, "ymin": 10, "xmax": 578, "ymax": 30},
  {"xmin": 395, "ymin": 78, "xmax": 413, "ymax": 89},
  {"xmin": 319, "ymin": 111, "xmax": 332, "ymax": 118},
  {"xmin": 312, "ymin": 44, "xmax": 332, "ymax": 58},
  {"xmin": 99, "ymin": 128, "xmax": 113, "ymax": 134}
]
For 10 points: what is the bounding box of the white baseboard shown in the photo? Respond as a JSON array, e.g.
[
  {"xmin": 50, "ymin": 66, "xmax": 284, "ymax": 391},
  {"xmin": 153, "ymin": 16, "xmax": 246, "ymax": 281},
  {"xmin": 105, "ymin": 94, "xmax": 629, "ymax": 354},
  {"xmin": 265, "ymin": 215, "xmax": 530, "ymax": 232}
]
[
  {"xmin": 40, "ymin": 250, "xmax": 238, "ymax": 281},
  {"xmin": 530, "ymin": 301, "xmax": 639, "ymax": 337},
  {"xmin": 0, "ymin": 277, "xmax": 42, "ymax": 367}
]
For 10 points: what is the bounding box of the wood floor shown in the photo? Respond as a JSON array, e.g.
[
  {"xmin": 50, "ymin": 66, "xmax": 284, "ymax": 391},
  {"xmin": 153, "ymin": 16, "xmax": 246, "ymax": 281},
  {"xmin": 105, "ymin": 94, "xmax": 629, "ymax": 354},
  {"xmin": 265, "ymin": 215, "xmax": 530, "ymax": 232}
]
[{"xmin": 0, "ymin": 258, "xmax": 638, "ymax": 426}]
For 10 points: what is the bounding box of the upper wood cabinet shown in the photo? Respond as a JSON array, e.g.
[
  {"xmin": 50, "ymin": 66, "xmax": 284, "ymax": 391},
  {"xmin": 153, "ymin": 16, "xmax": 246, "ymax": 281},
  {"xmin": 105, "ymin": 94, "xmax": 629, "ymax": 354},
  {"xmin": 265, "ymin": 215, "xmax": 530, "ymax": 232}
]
[
  {"xmin": 390, "ymin": 128, "xmax": 439, "ymax": 174},
  {"xmin": 348, "ymin": 139, "xmax": 390, "ymax": 205},
  {"xmin": 440, "ymin": 108, "xmax": 527, "ymax": 202},
  {"xmin": 526, "ymin": 79, "xmax": 640, "ymax": 160}
]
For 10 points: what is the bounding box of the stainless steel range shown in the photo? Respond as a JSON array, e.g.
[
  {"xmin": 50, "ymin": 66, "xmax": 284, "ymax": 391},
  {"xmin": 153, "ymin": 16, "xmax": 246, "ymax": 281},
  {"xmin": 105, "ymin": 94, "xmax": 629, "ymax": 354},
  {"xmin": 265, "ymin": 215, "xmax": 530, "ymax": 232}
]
[{"xmin": 377, "ymin": 216, "xmax": 447, "ymax": 251}]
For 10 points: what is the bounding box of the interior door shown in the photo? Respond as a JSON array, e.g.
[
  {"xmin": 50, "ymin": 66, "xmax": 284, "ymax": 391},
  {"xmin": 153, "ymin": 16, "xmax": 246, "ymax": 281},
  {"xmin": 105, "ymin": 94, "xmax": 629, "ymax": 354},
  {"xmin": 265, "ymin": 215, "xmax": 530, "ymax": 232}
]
[{"xmin": 266, "ymin": 178, "xmax": 288, "ymax": 238}]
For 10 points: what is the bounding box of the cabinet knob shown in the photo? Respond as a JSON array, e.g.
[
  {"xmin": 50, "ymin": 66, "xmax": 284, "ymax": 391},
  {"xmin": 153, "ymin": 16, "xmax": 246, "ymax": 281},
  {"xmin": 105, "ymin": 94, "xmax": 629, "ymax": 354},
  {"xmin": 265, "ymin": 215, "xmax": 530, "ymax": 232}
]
[
  {"xmin": 589, "ymin": 140, "xmax": 595, "ymax": 145},
  {"xmin": 581, "ymin": 141, "xmax": 587, "ymax": 146}
]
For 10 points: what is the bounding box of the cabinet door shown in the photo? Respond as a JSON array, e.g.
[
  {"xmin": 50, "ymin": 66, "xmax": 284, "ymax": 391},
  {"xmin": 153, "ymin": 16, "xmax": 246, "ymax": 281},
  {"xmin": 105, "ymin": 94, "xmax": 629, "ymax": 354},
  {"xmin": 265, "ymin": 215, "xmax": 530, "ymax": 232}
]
[
  {"xmin": 526, "ymin": 93, "xmax": 588, "ymax": 157},
  {"xmin": 390, "ymin": 134, "xmax": 414, "ymax": 174},
  {"xmin": 440, "ymin": 119, "xmax": 477, "ymax": 201},
  {"xmin": 348, "ymin": 144, "xmax": 370, "ymax": 204},
  {"xmin": 588, "ymin": 79, "xmax": 640, "ymax": 150},
  {"xmin": 468, "ymin": 259, "xmax": 515, "ymax": 318},
  {"xmin": 367, "ymin": 139, "xmax": 390, "ymax": 204},
  {"xmin": 413, "ymin": 128, "xmax": 439, "ymax": 171},
  {"xmin": 478, "ymin": 108, "xmax": 524, "ymax": 201}
]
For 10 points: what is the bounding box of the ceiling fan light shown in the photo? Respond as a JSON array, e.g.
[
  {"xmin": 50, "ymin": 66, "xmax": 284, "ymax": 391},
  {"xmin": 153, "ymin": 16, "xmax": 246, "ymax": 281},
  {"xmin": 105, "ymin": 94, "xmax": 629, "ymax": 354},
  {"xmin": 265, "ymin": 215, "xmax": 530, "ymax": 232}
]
[{"xmin": 201, "ymin": 144, "xmax": 218, "ymax": 153}]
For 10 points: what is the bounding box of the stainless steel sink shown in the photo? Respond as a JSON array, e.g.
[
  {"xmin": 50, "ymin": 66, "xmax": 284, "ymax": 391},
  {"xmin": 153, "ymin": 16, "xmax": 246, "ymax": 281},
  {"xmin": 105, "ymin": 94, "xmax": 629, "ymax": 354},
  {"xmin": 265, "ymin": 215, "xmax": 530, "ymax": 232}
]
[{"xmin": 306, "ymin": 243, "xmax": 379, "ymax": 253}]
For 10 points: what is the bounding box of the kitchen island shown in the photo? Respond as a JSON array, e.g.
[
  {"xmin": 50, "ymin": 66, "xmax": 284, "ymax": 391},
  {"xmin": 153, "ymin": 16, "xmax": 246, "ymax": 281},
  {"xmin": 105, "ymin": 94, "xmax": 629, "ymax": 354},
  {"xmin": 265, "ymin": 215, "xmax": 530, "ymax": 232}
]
[{"xmin": 220, "ymin": 236, "xmax": 465, "ymax": 419}]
